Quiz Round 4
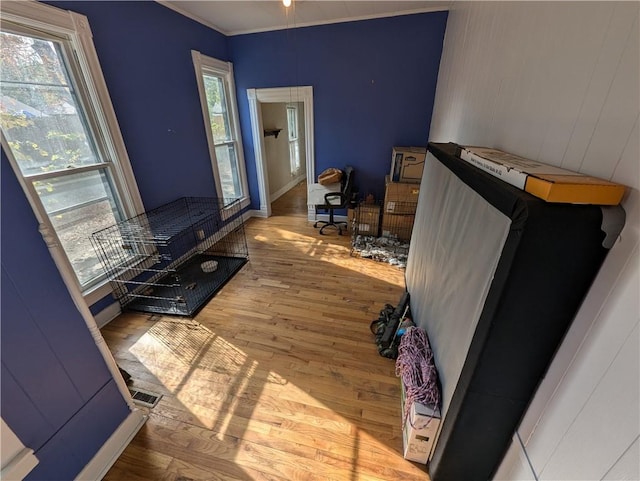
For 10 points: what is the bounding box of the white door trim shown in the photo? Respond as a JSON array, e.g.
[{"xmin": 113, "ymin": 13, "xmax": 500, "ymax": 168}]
[{"xmin": 247, "ymin": 86, "xmax": 315, "ymax": 219}]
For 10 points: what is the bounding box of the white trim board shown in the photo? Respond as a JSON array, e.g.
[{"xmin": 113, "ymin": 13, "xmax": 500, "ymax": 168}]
[
  {"xmin": 247, "ymin": 86, "xmax": 315, "ymax": 220},
  {"xmin": 247, "ymin": 209, "xmax": 268, "ymax": 219},
  {"xmin": 156, "ymin": 1, "xmax": 449, "ymax": 37},
  {"xmin": 227, "ymin": 6, "xmax": 450, "ymax": 36}
]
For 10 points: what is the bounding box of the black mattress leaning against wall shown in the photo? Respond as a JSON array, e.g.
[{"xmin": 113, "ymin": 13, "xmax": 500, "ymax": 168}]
[{"xmin": 408, "ymin": 142, "xmax": 625, "ymax": 481}]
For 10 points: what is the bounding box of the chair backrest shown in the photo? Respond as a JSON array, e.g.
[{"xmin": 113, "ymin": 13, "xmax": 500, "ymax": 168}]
[
  {"xmin": 341, "ymin": 166, "xmax": 355, "ymax": 204},
  {"xmin": 317, "ymin": 166, "xmax": 354, "ymax": 208}
]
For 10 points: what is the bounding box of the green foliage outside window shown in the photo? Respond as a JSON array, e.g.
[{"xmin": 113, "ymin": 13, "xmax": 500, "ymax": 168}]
[{"xmin": 1, "ymin": 31, "xmax": 97, "ymax": 176}]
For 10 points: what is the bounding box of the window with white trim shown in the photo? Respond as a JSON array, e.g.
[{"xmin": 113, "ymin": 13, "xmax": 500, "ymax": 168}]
[
  {"xmin": 192, "ymin": 51, "xmax": 249, "ymax": 208},
  {"xmin": 0, "ymin": 3, "xmax": 143, "ymax": 299}
]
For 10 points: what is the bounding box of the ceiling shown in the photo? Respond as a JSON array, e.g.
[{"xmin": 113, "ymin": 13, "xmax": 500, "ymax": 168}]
[{"xmin": 158, "ymin": 1, "xmax": 452, "ymax": 36}]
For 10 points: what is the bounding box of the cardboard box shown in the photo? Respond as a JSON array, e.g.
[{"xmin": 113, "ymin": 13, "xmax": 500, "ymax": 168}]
[
  {"xmin": 460, "ymin": 146, "xmax": 626, "ymax": 205},
  {"xmin": 391, "ymin": 147, "xmax": 427, "ymax": 183},
  {"xmin": 384, "ymin": 176, "xmax": 420, "ymax": 214},
  {"xmin": 382, "ymin": 213, "xmax": 415, "ymax": 241},
  {"xmin": 308, "ymin": 182, "xmax": 342, "ymax": 205},
  {"xmin": 355, "ymin": 204, "xmax": 380, "ymax": 236},
  {"xmin": 402, "ymin": 401, "xmax": 441, "ymax": 464},
  {"xmin": 400, "ymin": 378, "xmax": 441, "ymax": 464}
]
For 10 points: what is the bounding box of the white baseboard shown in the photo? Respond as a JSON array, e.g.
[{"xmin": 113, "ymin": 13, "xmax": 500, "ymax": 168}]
[
  {"xmin": 75, "ymin": 409, "xmax": 147, "ymax": 481},
  {"xmin": 94, "ymin": 302, "xmax": 122, "ymax": 328},
  {"xmin": 270, "ymin": 174, "xmax": 306, "ymax": 203},
  {"xmin": 248, "ymin": 209, "xmax": 268, "ymax": 218}
]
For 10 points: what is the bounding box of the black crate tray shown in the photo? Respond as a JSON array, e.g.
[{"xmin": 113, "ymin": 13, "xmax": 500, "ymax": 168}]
[{"xmin": 125, "ymin": 253, "xmax": 247, "ymax": 317}]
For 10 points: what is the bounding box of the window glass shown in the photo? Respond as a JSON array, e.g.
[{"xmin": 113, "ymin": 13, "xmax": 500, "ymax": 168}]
[
  {"xmin": 203, "ymin": 74, "xmax": 232, "ymax": 144},
  {"xmin": 287, "ymin": 106, "xmax": 297, "ymax": 141},
  {"xmin": 1, "ymin": 31, "xmax": 102, "ymax": 175},
  {"xmin": 36, "ymin": 170, "xmax": 124, "ymax": 285},
  {"xmin": 214, "ymin": 143, "xmax": 242, "ymax": 200}
]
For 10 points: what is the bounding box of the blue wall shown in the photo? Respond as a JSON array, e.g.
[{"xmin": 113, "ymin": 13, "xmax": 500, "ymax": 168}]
[
  {"xmin": 1, "ymin": 150, "xmax": 130, "ymax": 480},
  {"xmin": 229, "ymin": 12, "xmax": 448, "ymax": 205}
]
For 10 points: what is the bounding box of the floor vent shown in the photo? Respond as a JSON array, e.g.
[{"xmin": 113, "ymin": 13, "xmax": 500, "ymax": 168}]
[{"xmin": 128, "ymin": 387, "xmax": 162, "ymax": 408}]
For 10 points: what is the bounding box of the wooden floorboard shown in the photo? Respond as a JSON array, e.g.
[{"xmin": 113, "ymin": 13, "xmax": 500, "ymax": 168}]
[{"xmin": 102, "ymin": 182, "xmax": 429, "ymax": 480}]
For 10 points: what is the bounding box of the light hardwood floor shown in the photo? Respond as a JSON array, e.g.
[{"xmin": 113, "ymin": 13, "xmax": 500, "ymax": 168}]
[{"xmin": 102, "ymin": 182, "xmax": 428, "ymax": 481}]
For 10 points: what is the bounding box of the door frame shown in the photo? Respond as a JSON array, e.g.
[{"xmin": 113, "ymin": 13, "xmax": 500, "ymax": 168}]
[{"xmin": 247, "ymin": 86, "xmax": 315, "ymax": 219}]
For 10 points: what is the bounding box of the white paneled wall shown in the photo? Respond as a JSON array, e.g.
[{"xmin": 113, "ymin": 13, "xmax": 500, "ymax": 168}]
[
  {"xmin": 429, "ymin": 2, "xmax": 639, "ymax": 480},
  {"xmin": 431, "ymin": 1, "xmax": 639, "ymax": 190},
  {"xmin": 494, "ymin": 435, "xmax": 536, "ymax": 481}
]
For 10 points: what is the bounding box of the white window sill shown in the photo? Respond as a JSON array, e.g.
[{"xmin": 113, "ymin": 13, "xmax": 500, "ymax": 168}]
[
  {"xmin": 234, "ymin": 196, "xmax": 250, "ymax": 212},
  {"xmin": 83, "ymin": 279, "xmax": 113, "ymax": 307}
]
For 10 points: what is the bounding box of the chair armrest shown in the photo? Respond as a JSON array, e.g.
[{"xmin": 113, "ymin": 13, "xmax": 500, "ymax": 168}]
[{"xmin": 324, "ymin": 192, "xmax": 346, "ymax": 206}]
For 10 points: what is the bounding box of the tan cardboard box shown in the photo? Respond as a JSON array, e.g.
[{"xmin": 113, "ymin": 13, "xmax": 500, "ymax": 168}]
[
  {"xmin": 400, "ymin": 380, "xmax": 441, "ymax": 464},
  {"xmin": 402, "ymin": 402, "xmax": 441, "ymax": 464},
  {"xmin": 382, "ymin": 213, "xmax": 415, "ymax": 241},
  {"xmin": 391, "ymin": 147, "xmax": 427, "ymax": 183},
  {"xmin": 460, "ymin": 146, "xmax": 626, "ymax": 205},
  {"xmin": 384, "ymin": 176, "xmax": 420, "ymax": 214}
]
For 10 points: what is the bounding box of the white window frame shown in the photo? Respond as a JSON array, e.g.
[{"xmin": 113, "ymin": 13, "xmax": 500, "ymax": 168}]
[
  {"xmin": 191, "ymin": 50, "xmax": 249, "ymax": 213},
  {"xmin": 0, "ymin": 1, "xmax": 144, "ymax": 306}
]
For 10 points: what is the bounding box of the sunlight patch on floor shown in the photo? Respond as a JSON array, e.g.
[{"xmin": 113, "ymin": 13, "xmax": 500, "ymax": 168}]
[
  {"xmin": 126, "ymin": 319, "xmax": 420, "ymax": 478},
  {"xmin": 251, "ymin": 226, "xmax": 406, "ymax": 288},
  {"xmin": 213, "ymin": 358, "xmax": 258, "ymax": 441}
]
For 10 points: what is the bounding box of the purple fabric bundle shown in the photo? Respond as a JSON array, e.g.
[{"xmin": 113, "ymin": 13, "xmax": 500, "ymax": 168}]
[{"xmin": 396, "ymin": 326, "xmax": 441, "ymax": 427}]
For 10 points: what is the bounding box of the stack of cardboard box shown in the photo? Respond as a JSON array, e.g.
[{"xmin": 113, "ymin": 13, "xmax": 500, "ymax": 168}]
[
  {"xmin": 349, "ymin": 147, "xmax": 424, "ymax": 239},
  {"xmin": 382, "ymin": 175, "xmax": 421, "ymax": 241},
  {"xmin": 382, "ymin": 147, "xmax": 425, "ymax": 241}
]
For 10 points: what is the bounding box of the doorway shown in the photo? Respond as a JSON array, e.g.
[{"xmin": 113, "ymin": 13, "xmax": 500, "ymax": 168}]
[
  {"xmin": 247, "ymin": 86, "xmax": 315, "ymax": 220},
  {"xmin": 261, "ymin": 101, "xmax": 306, "ymax": 207}
]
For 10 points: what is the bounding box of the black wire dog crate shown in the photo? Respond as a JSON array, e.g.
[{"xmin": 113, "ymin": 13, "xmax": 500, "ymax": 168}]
[
  {"xmin": 350, "ymin": 200, "xmax": 417, "ymax": 267},
  {"xmin": 92, "ymin": 197, "xmax": 248, "ymax": 317}
]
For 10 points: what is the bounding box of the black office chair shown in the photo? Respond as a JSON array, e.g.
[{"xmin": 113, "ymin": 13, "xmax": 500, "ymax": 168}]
[{"xmin": 314, "ymin": 166, "xmax": 355, "ymax": 235}]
